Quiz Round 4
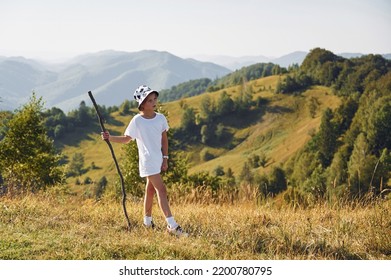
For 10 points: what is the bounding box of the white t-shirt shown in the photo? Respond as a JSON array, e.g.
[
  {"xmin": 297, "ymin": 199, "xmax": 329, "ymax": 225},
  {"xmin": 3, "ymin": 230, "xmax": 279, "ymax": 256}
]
[{"xmin": 124, "ymin": 113, "xmax": 169, "ymax": 177}]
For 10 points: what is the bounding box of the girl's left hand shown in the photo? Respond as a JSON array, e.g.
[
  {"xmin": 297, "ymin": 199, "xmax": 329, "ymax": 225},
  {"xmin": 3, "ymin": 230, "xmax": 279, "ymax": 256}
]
[{"xmin": 161, "ymin": 159, "xmax": 168, "ymax": 172}]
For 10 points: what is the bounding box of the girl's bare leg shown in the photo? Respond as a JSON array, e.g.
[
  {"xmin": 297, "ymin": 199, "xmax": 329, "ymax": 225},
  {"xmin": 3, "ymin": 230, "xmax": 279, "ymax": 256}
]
[
  {"xmin": 144, "ymin": 178, "xmax": 155, "ymax": 217},
  {"xmin": 147, "ymin": 174, "xmax": 172, "ymax": 218}
]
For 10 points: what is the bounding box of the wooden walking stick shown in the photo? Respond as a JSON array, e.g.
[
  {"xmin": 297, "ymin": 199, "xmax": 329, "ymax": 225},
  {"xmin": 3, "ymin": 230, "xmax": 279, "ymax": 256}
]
[{"xmin": 88, "ymin": 91, "xmax": 131, "ymax": 230}]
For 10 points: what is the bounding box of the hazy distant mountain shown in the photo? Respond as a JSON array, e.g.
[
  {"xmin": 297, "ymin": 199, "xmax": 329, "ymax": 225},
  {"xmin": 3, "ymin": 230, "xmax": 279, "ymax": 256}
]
[
  {"xmin": 191, "ymin": 54, "xmax": 271, "ymax": 70},
  {"xmin": 338, "ymin": 53, "xmax": 366, "ymax": 59},
  {"xmin": 0, "ymin": 56, "xmax": 57, "ymax": 110},
  {"xmin": 0, "ymin": 50, "xmax": 230, "ymax": 111},
  {"xmin": 270, "ymin": 51, "xmax": 308, "ymax": 68},
  {"xmin": 191, "ymin": 51, "xmax": 391, "ymax": 70},
  {"xmin": 192, "ymin": 51, "xmax": 309, "ymax": 70},
  {"xmin": 338, "ymin": 52, "xmax": 391, "ymax": 60}
]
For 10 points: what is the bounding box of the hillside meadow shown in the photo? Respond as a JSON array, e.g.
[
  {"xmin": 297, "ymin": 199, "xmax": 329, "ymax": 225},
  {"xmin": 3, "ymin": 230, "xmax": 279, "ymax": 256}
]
[
  {"xmin": 58, "ymin": 75, "xmax": 341, "ymax": 186},
  {"xmin": 0, "ymin": 191, "xmax": 390, "ymax": 260},
  {"xmin": 1, "ymin": 54, "xmax": 390, "ymax": 262}
]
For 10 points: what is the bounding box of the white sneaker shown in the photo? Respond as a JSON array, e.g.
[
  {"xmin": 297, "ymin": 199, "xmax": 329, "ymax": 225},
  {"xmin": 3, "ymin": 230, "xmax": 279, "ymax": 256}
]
[
  {"xmin": 144, "ymin": 221, "xmax": 155, "ymax": 229},
  {"xmin": 167, "ymin": 225, "xmax": 188, "ymax": 237}
]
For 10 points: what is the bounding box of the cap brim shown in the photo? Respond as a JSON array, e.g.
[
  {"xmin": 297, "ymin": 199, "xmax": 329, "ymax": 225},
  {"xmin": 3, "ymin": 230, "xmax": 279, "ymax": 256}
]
[{"xmin": 147, "ymin": 90, "xmax": 159, "ymax": 96}]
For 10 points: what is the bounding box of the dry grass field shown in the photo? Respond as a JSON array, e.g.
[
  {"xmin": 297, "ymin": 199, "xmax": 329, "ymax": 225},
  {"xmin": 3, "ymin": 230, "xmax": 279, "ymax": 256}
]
[{"xmin": 1, "ymin": 191, "xmax": 390, "ymax": 260}]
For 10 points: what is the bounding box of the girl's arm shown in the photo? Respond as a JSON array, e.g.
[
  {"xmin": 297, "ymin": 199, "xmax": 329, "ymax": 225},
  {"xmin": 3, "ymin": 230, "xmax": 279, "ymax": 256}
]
[
  {"xmin": 161, "ymin": 130, "xmax": 169, "ymax": 171},
  {"xmin": 101, "ymin": 131, "xmax": 132, "ymax": 144}
]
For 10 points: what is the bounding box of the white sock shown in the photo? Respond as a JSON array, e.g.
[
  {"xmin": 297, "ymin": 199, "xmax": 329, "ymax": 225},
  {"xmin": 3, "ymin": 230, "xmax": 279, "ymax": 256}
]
[
  {"xmin": 144, "ymin": 216, "xmax": 153, "ymax": 226},
  {"xmin": 166, "ymin": 216, "xmax": 178, "ymax": 229}
]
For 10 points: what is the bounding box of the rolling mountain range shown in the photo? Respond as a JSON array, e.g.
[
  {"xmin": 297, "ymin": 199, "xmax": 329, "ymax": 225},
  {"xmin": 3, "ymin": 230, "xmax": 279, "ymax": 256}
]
[
  {"xmin": 192, "ymin": 52, "xmax": 391, "ymax": 70},
  {"xmin": 0, "ymin": 50, "xmax": 230, "ymax": 112},
  {"xmin": 1, "ymin": 50, "xmax": 389, "ymax": 112},
  {"xmin": 192, "ymin": 51, "xmax": 308, "ymax": 70}
]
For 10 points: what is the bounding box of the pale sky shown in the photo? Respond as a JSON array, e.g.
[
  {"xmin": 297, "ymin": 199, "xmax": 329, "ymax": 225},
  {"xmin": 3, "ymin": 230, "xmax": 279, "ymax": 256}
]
[{"xmin": 1, "ymin": 0, "xmax": 390, "ymax": 61}]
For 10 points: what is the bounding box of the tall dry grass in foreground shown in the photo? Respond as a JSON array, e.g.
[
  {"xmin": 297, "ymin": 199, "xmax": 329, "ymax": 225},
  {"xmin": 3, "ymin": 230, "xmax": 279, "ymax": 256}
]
[{"xmin": 0, "ymin": 192, "xmax": 390, "ymax": 260}]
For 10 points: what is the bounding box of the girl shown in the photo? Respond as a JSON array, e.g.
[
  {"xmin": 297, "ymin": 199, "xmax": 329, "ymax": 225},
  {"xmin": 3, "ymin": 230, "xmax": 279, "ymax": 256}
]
[{"xmin": 101, "ymin": 85, "xmax": 187, "ymax": 237}]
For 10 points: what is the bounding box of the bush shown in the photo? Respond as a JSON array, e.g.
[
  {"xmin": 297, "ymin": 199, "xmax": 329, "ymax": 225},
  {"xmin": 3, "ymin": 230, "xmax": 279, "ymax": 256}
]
[{"xmin": 0, "ymin": 94, "xmax": 63, "ymax": 194}]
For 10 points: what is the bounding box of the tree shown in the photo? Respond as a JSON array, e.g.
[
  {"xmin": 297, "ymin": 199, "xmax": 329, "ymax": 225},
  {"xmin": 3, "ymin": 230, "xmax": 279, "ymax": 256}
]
[
  {"xmin": 76, "ymin": 101, "xmax": 90, "ymax": 126},
  {"xmin": 272, "ymin": 64, "xmax": 282, "ymax": 75},
  {"xmin": 43, "ymin": 107, "xmax": 67, "ymax": 139},
  {"xmin": 275, "ymin": 74, "xmax": 307, "ymax": 94},
  {"xmin": 249, "ymin": 154, "xmax": 261, "ymax": 168},
  {"xmin": 200, "ymin": 95, "xmax": 215, "ymax": 121},
  {"xmin": 119, "ymin": 100, "xmax": 131, "ymax": 115},
  {"xmin": 201, "ymin": 124, "xmax": 214, "ymax": 145},
  {"xmin": 66, "ymin": 100, "xmax": 95, "ymax": 128},
  {"xmin": 268, "ymin": 166, "xmax": 287, "ymax": 195},
  {"xmin": 347, "ymin": 133, "xmax": 377, "ymax": 197},
  {"xmin": 328, "ymin": 144, "xmax": 350, "ymax": 188},
  {"xmin": 95, "ymin": 176, "xmax": 108, "ymax": 200},
  {"xmin": 215, "ymin": 123, "xmax": 225, "ymax": 142},
  {"xmin": 303, "ymin": 164, "xmax": 327, "ymax": 200},
  {"xmin": 213, "ymin": 165, "xmax": 225, "ymax": 177},
  {"xmin": 366, "ymin": 96, "xmax": 391, "ymax": 153},
  {"xmin": 307, "ymin": 96, "xmax": 319, "ymax": 118},
  {"xmin": 234, "ymin": 84, "xmax": 253, "ymax": 113},
  {"xmin": 159, "ymin": 78, "xmax": 212, "ymax": 102},
  {"xmin": 239, "ymin": 162, "xmax": 253, "ymax": 184},
  {"xmin": 54, "ymin": 124, "xmax": 66, "ymax": 138},
  {"xmin": 162, "ymin": 150, "xmax": 189, "ymax": 186},
  {"xmin": 68, "ymin": 153, "xmax": 85, "ymax": 176},
  {"xmin": 318, "ymin": 108, "xmax": 338, "ymax": 166},
  {"xmin": 286, "ymin": 145, "xmax": 321, "ymax": 189},
  {"xmin": 216, "ymin": 91, "xmax": 234, "ymax": 116},
  {"xmin": 224, "ymin": 167, "xmax": 236, "ymax": 186},
  {"xmin": 0, "ymin": 93, "xmax": 63, "ymax": 194},
  {"xmin": 334, "ymin": 95, "xmax": 359, "ymax": 132},
  {"xmin": 181, "ymin": 106, "xmax": 197, "ymax": 133},
  {"xmin": 0, "ymin": 111, "xmax": 13, "ymax": 141}
]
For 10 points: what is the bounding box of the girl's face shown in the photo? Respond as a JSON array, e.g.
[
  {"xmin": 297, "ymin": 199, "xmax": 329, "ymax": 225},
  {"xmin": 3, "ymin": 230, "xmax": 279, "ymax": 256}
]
[{"xmin": 141, "ymin": 93, "xmax": 158, "ymax": 111}]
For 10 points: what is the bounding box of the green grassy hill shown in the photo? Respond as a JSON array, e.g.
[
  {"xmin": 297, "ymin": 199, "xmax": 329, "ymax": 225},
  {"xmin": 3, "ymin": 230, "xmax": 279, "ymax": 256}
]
[
  {"xmin": 60, "ymin": 75, "xmax": 340, "ymax": 188},
  {"xmin": 2, "ymin": 49, "xmax": 390, "ymax": 262},
  {"xmin": 57, "ymin": 112, "xmax": 130, "ymax": 190}
]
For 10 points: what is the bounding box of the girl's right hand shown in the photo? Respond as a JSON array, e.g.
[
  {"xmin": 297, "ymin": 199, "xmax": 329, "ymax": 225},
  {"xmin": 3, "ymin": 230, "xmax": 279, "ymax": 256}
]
[{"xmin": 101, "ymin": 131, "xmax": 110, "ymax": 141}]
